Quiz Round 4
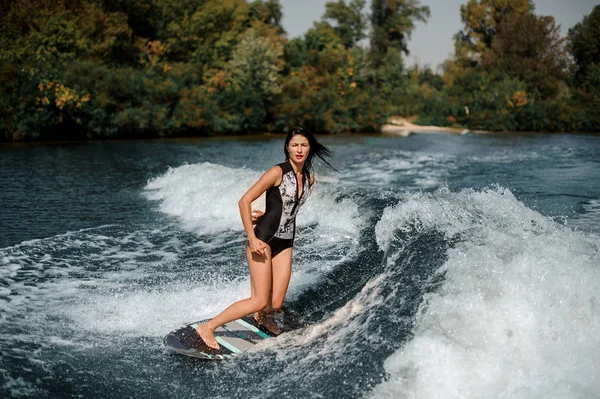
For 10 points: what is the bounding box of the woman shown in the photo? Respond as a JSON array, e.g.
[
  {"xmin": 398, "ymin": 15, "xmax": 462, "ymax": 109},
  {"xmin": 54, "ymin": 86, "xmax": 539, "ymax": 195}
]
[{"xmin": 196, "ymin": 127, "xmax": 334, "ymax": 349}]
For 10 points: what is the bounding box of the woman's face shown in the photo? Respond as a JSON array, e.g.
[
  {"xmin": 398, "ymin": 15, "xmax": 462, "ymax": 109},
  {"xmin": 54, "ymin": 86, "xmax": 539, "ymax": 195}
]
[{"xmin": 287, "ymin": 134, "xmax": 310, "ymax": 164}]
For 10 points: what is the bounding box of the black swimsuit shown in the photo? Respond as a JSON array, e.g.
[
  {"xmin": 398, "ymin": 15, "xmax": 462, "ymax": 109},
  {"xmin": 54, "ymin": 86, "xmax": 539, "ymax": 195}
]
[{"xmin": 254, "ymin": 161, "xmax": 311, "ymax": 257}]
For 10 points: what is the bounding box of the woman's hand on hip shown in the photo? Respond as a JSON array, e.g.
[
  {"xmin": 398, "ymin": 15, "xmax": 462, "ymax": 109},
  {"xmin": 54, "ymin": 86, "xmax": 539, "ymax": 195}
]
[{"xmin": 249, "ymin": 237, "xmax": 268, "ymax": 257}]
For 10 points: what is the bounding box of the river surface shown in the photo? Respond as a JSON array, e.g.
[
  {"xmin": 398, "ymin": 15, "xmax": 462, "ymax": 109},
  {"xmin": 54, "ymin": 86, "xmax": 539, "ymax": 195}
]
[{"xmin": 1, "ymin": 132, "xmax": 599, "ymax": 398}]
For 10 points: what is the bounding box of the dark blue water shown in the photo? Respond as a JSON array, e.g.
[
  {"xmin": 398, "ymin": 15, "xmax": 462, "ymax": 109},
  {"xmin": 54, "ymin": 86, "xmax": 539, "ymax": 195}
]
[{"xmin": 1, "ymin": 133, "xmax": 599, "ymax": 398}]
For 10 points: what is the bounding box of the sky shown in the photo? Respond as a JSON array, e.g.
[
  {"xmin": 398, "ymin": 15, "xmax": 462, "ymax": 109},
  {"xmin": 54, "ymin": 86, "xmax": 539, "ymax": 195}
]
[{"xmin": 279, "ymin": 0, "xmax": 598, "ymax": 71}]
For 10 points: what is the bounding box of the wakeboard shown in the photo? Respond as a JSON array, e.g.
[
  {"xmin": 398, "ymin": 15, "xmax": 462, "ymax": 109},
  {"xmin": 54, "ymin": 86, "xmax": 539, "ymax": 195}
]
[{"xmin": 164, "ymin": 316, "xmax": 280, "ymax": 360}]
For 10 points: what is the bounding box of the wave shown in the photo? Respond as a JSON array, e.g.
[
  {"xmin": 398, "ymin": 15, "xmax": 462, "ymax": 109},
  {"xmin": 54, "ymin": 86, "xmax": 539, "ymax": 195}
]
[
  {"xmin": 237, "ymin": 186, "xmax": 600, "ymax": 398},
  {"xmin": 371, "ymin": 187, "xmax": 600, "ymax": 398},
  {"xmin": 144, "ymin": 162, "xmax": 261, "ymax": 235}
]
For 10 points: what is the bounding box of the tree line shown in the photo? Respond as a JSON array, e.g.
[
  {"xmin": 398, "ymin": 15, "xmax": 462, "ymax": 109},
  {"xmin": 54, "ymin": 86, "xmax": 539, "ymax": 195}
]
[{"xmin": 1, "ymin": 0, "xmax": 598, "ymax": 141}]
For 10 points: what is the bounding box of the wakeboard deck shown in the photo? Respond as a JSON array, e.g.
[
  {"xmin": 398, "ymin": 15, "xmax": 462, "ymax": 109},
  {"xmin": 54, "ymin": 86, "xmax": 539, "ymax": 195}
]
[{"xmin": 163, "ymin": 316, "xmax": 279, "ymax": 360}]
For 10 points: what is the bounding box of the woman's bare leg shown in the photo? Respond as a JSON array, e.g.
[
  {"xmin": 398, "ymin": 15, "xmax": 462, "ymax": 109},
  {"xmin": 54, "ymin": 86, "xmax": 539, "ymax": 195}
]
[
  {"xmin": 270, "ymin": 248, "xmax": 293, "ymax": 310},
  {"xmin": 255, "ymin": 248, "xmax": 292, "ymax": 334},
  {"xmin": 196, "ymin": 247, "xmax": 273, "ymax": 349}
]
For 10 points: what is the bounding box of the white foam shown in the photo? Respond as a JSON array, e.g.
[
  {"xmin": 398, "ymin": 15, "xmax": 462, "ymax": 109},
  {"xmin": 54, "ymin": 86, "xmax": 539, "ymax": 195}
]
[
  {"xmin": 0, "ymin": 226, "xmax": 181, "ymax": 320},
  {"xmin": 56, "ymin": 278, "xmax": 251, "ymax": 338},
  {"xmin": 468, "ymin": 150, "xmax": 543, "ymax": 163},
  {"xmin": 282, "ymin": 273, "xmax": 387, "ymax": 358},
  {"xmin": 371, "ymin": 187, "xmax": 600, "ymax": 398},
  {"xmin": 298, "ymin": 183, "xmax": 363, "ymax": 241},
  {"xmin": 341, "ymin": 151, "xmax": 456, "ymax": 189},
  {"xmin": 145, "ymin": 162, "xmax": 263, "ymax": 235}
]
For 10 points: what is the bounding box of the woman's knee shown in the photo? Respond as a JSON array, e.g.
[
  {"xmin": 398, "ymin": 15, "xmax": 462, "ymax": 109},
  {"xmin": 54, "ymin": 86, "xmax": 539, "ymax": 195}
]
[{"xmin": 250, "ymin": 296, "xmax": 270, "ymax": 312}]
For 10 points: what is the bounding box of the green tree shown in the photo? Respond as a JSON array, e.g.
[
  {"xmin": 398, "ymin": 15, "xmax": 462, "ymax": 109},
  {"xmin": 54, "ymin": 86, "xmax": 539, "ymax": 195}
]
[
  {"xmin": 304, "ymin": 22, "xmax": 343, "ymax": 53},
  {"xmin": 322, "ymin": 0, "xmax": 367, "ymax": 49},
  {"xmin": 226, "ymin": 29, "xmax": 283, "ymax": 96},
  {"xmin": 283, "ymin": 38, "xmax": 309, "ymax": 72},
  {"xmin": 248, "ymin": 0, "xmax": 284, "ymax": 33},
  {"xmin": 483, "ymin": 13, "xmax": 569, "ymax": 100},
  {"xmin": 162, "ymin": 0, "xmax": 249, "ymax": 65},
  {"xmin": 274, "ymin": 48, "xmax": 386, "ymax": 134},
  {"xmin": 224, "ymin": 28, "xmax": 284, "ymax": 131},
  {"xmin": 0, "ymin": 0, "xmax": 142, "ymax": 139},
  {"xmin": 369, "ymin": 0, "xmax": 430, "ymax": 86},
  {"xmin": 569, "ymin": 5, "xmax": 600, "ymax": 93},
  {"xmin": 455, "ymin": 0, "xmax": 533, "ymax": 67}
]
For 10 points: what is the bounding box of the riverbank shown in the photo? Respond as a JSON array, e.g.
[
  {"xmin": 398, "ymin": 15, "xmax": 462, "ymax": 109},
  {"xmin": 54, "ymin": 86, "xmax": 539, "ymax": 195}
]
[{"xmin": 381, "ymin": 116, "xmax": 490, "ymax": 136}]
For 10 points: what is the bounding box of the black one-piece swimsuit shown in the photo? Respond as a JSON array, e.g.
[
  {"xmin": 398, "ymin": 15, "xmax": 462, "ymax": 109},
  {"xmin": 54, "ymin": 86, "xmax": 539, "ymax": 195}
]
[{"xmin": 253, "ymin": 161, "xmax": 311, "ymax": 257}]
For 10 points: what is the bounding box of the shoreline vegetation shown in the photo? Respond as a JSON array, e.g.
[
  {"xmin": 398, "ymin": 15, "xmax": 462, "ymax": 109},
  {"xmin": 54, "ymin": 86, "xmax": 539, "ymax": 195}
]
[{"xmin": 1, "ymin": 0, "xmax": 599, "ymax": 142}]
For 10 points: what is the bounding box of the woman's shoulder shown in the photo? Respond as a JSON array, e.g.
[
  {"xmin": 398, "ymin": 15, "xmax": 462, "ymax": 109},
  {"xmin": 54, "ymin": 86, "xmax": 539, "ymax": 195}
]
[
  {"xmin": 276, "ymin": 161, "xmax": 292, "ymax": 174},
  {"xmin": 265, "ymin": 164, "xmax": 284, "ymax": 177},
  {"xmin": 262, "ymin": 164, "xmax": 284, "ymax": 187}
]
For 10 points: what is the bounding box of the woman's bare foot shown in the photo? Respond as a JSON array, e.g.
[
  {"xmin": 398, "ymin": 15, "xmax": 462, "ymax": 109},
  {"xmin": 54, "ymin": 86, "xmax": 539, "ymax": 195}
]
[
  {"xmin": 254, "ymin": 312, "xmax": 281, "ymax": 335},
  {"xmin": 195, "ymin": 323, "xmax": 219, "ymax": 350}
]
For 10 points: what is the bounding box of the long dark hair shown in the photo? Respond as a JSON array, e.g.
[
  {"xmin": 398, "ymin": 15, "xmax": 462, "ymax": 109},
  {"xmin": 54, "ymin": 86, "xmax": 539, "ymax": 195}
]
[{"xmin": 284, "ymin": 126, "xmax": 336, "ymax": 174}]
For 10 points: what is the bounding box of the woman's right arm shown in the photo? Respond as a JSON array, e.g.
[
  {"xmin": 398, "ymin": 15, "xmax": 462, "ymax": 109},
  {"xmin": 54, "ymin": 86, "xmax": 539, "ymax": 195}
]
[{"xmin": 238, "ymin": 166, "xmax": 281, "ymax": 256}]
